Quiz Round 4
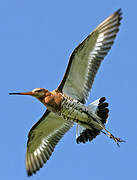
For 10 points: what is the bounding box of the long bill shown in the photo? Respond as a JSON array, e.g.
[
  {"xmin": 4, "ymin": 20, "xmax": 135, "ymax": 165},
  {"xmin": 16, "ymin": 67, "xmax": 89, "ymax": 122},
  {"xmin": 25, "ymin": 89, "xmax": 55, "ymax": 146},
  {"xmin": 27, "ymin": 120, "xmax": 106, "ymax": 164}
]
[{"xmin": 9, "ymin": 92, "xmax": 33, "ymax": 95}]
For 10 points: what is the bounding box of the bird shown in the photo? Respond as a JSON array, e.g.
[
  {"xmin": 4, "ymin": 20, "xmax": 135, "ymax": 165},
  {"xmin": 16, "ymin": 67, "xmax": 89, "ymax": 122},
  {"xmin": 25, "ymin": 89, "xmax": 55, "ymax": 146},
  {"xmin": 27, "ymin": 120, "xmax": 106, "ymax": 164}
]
[{"xmin": 9, "ymin": 9, "xmax": 124, "ymax": 176}]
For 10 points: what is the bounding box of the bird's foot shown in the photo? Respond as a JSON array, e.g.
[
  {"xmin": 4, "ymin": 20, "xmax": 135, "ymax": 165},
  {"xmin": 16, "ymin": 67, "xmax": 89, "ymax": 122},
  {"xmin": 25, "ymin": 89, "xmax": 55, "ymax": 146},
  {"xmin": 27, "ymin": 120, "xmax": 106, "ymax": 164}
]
[
  {"xmin": 102, "ymin": 131, "xmax": 125, "ymax": 147},
  {"xmin": 107, "ymin": 133, "xmax": 125, "ymax": 147}
]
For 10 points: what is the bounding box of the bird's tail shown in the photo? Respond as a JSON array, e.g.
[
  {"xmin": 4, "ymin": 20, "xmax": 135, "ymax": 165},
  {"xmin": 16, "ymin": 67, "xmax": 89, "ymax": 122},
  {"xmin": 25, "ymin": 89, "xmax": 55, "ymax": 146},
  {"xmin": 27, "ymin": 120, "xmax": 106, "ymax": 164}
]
[
  {"xmin": 76, "ymin": 97, "xmax": 109, "ymax": 144},
  {"xmin": 77, "ymin": 97, "xmax": 124, "ymax": 146},
  {"xmin": 87, "ymin": 97, "xmax": 109, "ymax": 124}
]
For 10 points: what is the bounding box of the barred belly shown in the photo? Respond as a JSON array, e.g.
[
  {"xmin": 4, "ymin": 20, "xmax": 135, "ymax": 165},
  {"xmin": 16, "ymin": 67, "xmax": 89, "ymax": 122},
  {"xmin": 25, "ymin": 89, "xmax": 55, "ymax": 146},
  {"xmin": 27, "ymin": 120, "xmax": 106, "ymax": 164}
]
[{"xmin": 59, "ymin": 96, "xmax": 102, "ymax": 130}]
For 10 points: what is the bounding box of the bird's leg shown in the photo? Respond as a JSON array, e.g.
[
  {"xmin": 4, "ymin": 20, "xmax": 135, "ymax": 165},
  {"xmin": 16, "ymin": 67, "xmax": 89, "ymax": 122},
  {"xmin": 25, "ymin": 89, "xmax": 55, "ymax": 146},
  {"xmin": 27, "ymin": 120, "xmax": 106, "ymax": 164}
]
[
  {"xmin": 92, "ymin": 115, "xmax": 125, "ymax": 146},
  {"xmin": 101, "ymin": 129, "xmax": 125, "ymax": 147}
]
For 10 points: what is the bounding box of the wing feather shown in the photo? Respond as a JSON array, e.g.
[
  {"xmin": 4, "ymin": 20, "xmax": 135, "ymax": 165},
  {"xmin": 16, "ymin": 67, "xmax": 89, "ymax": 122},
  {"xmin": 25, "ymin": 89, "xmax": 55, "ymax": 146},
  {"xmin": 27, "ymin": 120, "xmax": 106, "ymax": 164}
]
[
  {"xmin": 26, "ymin": 110, "xmax": 73, "ymax": 176},
  {"xmin": 58, "ymin": 9, "xmax": 122, "ymax": 103}
]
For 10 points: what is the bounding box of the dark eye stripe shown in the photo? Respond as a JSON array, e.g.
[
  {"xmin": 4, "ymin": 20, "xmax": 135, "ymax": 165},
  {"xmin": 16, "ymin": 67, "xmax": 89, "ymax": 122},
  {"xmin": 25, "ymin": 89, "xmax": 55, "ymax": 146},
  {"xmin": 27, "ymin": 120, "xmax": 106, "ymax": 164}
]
[{"xmin": 36, "ymin": 89, "xmax": 43, "ymax": 92}]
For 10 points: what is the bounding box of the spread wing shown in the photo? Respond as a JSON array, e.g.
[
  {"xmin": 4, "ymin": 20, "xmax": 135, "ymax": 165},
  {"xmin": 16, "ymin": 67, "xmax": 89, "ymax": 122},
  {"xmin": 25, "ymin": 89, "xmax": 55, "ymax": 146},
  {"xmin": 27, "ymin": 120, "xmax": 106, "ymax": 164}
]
[
  {"xmin": 58, "ymin": 9, "xmax": 122, "ymax": 103},
  {"xmin": 26, "ymin": 110, "xmax": 73, "ymax": 176}
]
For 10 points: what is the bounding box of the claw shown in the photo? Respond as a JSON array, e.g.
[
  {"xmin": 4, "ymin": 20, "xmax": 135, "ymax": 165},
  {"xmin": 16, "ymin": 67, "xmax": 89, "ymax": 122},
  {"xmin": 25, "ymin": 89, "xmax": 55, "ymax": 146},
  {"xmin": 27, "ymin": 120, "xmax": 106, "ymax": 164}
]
[
  {"xmin": 101, "ymin": 130, "xmax": 125, "ymax": 147},
  {"xmin": 110, "ymin": 135, "xmax": 125, "ymax": 147}
]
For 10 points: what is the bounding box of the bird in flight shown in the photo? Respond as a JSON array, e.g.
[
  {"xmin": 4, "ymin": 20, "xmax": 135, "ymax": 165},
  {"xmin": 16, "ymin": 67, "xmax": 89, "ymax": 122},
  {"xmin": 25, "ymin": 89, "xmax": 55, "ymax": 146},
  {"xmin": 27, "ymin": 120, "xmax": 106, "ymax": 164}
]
[{"xmin": 10, "ymin": 9, "xmax": 124, "ymax": 176}]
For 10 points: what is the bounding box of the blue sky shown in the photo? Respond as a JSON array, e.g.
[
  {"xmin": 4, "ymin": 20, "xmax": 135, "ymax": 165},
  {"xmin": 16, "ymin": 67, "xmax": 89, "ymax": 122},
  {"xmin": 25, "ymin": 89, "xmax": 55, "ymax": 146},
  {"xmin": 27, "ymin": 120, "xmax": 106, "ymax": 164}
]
[{"xmin": 1, "ymin": 0, "xmax": 137, "ymax": 179}]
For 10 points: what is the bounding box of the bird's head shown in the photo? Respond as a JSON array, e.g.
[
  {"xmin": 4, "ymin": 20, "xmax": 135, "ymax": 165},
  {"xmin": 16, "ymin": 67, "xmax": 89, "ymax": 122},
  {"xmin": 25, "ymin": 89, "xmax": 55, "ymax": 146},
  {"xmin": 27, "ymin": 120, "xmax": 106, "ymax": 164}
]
[{"xmin": 9, "ymin": 88, "xmax": 50, "ymax": 100}]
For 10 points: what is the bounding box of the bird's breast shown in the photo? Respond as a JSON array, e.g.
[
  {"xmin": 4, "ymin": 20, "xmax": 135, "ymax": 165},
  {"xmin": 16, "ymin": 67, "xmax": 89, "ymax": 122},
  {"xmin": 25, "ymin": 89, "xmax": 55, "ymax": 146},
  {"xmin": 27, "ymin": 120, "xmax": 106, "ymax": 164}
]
[
  {"xmin": 43, "ymin": 90, "xmax": 63, "ymax": 112},
  {"xmin": 59, "ymin": 95, "xmax": 89, "ymax": 124}
]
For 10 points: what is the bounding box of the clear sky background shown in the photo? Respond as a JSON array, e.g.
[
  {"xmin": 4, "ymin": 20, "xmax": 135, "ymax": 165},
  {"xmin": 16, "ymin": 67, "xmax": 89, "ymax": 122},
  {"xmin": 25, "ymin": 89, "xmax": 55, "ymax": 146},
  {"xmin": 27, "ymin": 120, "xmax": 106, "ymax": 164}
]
[{"xmin": 1, "ymin": 0, "xmax": 137, "ymax": 179}]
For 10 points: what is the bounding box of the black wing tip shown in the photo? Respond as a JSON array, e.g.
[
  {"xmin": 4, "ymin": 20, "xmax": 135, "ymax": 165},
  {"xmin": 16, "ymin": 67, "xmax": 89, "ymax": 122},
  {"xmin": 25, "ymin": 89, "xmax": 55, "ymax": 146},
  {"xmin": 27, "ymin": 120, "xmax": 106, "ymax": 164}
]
[
  {"xmin": 27, "ymin": 172, "xmax": 33, "ymax": 177},
  {"xmin": 26, "ymin": 166, "xmax": 37, "ymax": 177},
  {"xmin": 116, "ymin": 8, "xmax": 122, "ymax": 14},
  {"xmin": 27, "ymin": 166, "xmax": 40, "ymax": 177},
  {"xmin": 115, "ymin": 8, "xmax": 123, "ymax": 20},
  {"xmin": 27, "ymin": 170, "xmax": 36, "ymax": 177},
  {"xmin": 26, "ymin": 152, "xmax": 44, "ymax": 177}
]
